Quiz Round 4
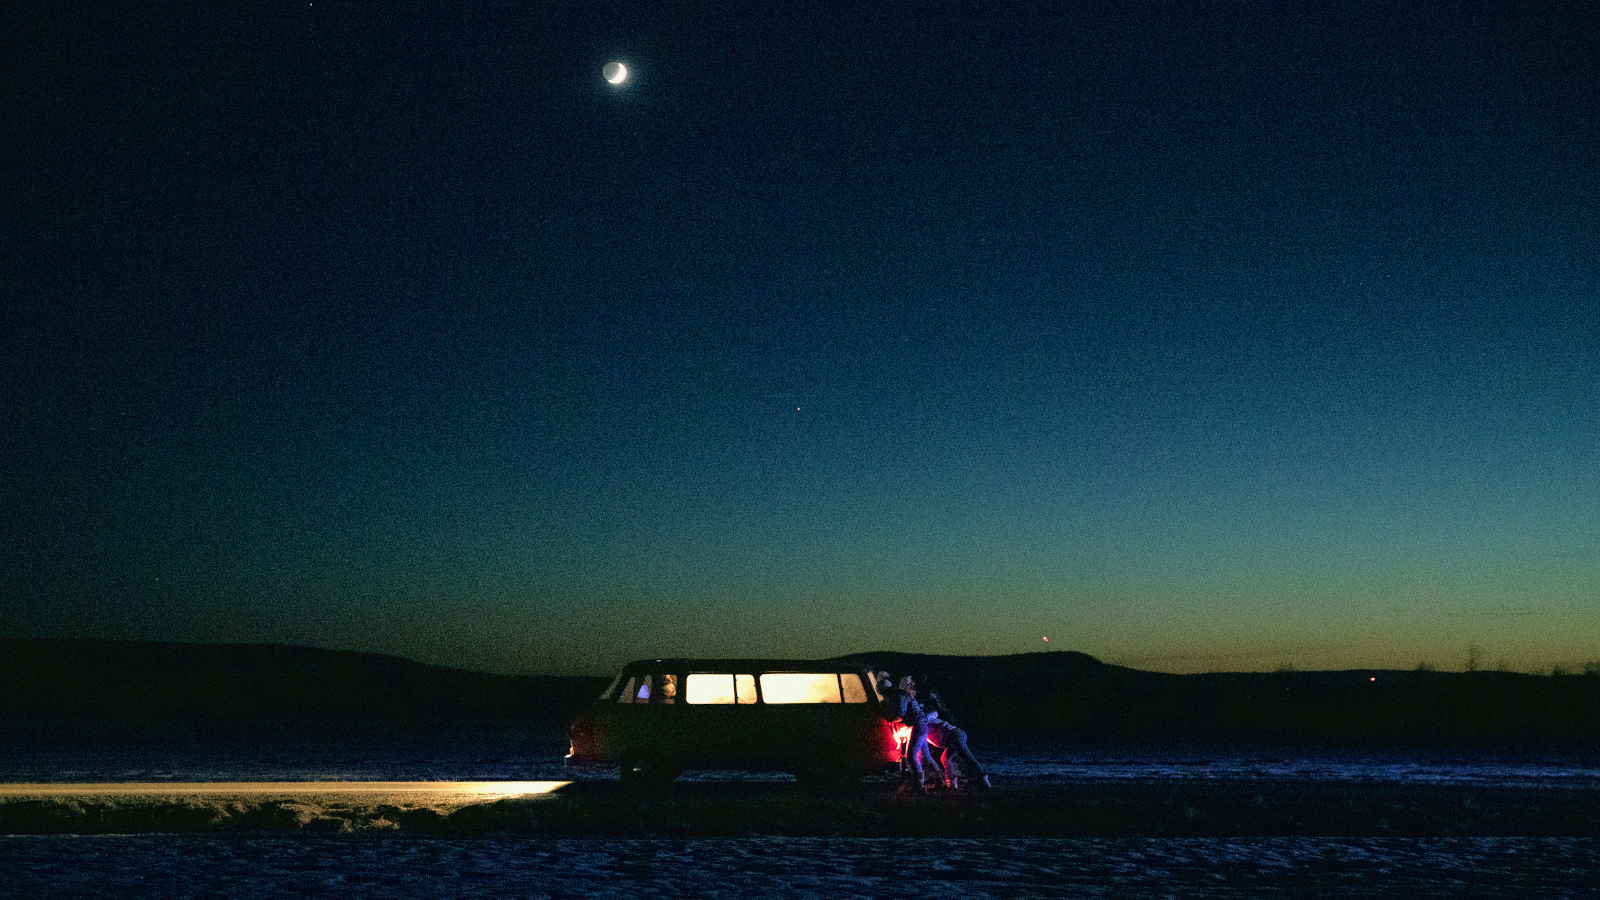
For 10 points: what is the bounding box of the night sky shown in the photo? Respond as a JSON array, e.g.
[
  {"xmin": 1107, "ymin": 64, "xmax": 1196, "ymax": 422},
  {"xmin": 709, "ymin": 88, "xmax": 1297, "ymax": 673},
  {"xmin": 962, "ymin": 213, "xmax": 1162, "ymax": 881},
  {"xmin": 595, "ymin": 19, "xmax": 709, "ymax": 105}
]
[{"xmin": 5, "ymin": 2, "xmax": 1597, "ymax": 676}]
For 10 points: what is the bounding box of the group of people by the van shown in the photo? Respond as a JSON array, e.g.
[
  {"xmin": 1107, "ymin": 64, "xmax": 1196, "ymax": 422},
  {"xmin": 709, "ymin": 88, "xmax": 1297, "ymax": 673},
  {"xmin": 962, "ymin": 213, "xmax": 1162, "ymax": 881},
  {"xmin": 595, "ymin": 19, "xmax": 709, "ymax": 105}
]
[{"xmin": 873, "ymin": 670, "xmax": 992, "ymax": 793}]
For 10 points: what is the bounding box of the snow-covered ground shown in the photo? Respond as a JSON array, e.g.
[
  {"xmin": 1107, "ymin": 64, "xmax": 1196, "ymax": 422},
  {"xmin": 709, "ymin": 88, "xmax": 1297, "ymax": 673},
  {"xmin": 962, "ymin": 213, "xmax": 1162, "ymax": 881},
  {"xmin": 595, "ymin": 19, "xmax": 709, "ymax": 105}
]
[
  {"xmin": 5, "ymin": 834, "xmax": 1598, "ymax": 898},
  {"xmin": 984, "ymin": 745, "xmax": 1600, "ymax": 789},
  {"xmin": 5, "ymin": 727, "xmax": 1599, "ymax": 896},
  {"xmin": 4, "ymin": 723, "xmax": 1598, "ymax": 788}
]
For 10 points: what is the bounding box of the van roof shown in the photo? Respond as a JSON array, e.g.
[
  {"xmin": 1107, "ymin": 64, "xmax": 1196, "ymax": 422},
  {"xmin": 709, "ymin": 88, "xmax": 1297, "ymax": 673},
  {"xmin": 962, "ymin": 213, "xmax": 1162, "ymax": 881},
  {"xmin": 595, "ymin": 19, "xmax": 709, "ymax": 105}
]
[{"xmin": 619, "ymin": 658, "xmax": 871, "ymax": 674}]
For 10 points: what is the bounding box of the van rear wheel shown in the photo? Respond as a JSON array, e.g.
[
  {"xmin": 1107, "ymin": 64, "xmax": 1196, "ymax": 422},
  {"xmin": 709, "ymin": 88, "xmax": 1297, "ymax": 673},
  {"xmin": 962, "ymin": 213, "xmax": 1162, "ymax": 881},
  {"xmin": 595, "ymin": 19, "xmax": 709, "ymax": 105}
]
[{"xmin": 793, "ymin": 764, "xmax": 860, "ymax": 790}]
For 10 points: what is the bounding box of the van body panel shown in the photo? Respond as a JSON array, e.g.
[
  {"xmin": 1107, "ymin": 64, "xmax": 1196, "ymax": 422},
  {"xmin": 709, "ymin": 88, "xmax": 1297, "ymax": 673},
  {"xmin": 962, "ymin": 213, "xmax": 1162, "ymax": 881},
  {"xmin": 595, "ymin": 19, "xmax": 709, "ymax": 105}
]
[{"xmin": 567, "ymin": 659, "xmax": 901, "ymax": 778}]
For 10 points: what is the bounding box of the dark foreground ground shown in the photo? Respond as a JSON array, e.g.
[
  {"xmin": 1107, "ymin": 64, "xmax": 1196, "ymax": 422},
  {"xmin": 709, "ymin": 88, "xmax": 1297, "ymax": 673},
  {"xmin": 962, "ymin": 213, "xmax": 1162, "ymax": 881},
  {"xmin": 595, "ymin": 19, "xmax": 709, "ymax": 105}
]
[
  {"xmin": 6, "ymin": 834, "xmax": 1599, "ymax": 899},
  {"xmin": 6, "ymin": 738, "xmax": 1600, "ymax": 897}
]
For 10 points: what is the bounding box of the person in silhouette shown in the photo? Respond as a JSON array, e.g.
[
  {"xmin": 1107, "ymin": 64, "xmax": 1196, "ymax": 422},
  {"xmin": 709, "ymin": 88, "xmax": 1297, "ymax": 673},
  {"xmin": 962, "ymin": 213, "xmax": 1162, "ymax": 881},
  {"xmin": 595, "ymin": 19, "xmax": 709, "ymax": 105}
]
[
  {"xmin": 893, "ymin": 674, "xmax": 937, "ymax": 793},
  {"xmin": 905, "ymin": 674, "xmax": 991, "ymax": 790},
  {"xmin": 876, "ymin": 670, "xmax": 941, "ymax": 787},
  {"xmin": 873, "ymin": 670, "xmax": 900, "ymax": 720}
]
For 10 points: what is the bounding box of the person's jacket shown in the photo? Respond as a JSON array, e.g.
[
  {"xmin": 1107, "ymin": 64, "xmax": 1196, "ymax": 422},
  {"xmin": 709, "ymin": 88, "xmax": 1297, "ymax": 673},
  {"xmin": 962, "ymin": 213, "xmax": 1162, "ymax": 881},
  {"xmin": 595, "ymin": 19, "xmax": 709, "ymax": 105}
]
[
  {"xmin": 897, "ymin": 692, "xmax": 935, "ymax": 726},
  {"xmin": 921, "ymin": 688, "xmax": 961, "ymax": 730}
]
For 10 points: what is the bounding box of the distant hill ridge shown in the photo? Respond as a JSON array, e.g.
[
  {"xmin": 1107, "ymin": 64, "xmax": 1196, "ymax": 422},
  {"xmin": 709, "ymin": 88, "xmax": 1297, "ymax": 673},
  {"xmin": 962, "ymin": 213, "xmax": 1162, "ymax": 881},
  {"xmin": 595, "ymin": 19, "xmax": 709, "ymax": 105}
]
[
  {"xmin": 0, "ymin": 639, "xmax": 607, "ymax": 727},
  {"xmin": 3, "ymin": 640, "xmax": 1597, "ymax": 745},
  {"xmin": 842, "ymin": 650, "xmax": 1600, "ymax": 746}
]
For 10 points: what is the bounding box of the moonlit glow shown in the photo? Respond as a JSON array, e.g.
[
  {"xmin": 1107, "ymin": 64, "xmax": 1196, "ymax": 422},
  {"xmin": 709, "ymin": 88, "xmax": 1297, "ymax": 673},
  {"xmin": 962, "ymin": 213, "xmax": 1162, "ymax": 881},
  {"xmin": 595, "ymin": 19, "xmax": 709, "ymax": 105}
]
[{"xmin": 603, "ymin": 62, "xmax": 627, "ymax": 85}]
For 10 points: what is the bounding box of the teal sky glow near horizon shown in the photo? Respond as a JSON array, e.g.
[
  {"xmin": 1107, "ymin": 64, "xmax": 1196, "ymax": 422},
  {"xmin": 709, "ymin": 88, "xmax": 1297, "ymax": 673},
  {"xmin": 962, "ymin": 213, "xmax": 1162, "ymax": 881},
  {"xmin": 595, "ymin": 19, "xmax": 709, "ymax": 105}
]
[{"xmin": 4, "ymin": 1, "xmax": 1597, "ymax": 676}]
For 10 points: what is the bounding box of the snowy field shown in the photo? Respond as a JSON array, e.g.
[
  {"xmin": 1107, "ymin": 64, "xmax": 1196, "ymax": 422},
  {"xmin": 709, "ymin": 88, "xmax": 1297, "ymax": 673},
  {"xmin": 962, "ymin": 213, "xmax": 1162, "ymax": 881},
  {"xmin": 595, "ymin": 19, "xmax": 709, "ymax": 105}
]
[
  {"xmin": 5, "ymin": 834, "xmax": 1598, "ymax": 898},
  {"xmin": 4, "ymin": 725, "xmax": 1599, "ymax": 897},
  {"xmin": 5, "ymin": 722, "xmax": 1599, "ymax": 788}
]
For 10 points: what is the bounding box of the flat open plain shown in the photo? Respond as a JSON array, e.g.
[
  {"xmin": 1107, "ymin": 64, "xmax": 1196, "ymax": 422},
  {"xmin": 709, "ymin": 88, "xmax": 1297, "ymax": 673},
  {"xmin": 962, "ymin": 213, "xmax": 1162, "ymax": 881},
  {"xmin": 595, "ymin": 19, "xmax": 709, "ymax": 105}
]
[
  {"xmin": 4, "ymin": 778, "xmax": 1600, "ymax": 838},
  {"xmin": 4, "ymin": 731, "xmax": 1598, "ymax": 895}
]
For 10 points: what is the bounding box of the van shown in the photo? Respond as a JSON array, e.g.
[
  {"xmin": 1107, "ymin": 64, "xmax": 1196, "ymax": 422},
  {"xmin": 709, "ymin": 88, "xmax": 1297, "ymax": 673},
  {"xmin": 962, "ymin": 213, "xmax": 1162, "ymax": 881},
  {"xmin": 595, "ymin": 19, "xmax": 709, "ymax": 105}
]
[{"xmin": 566, "ymin": 658, "xmax": 902, "ymax": 785}]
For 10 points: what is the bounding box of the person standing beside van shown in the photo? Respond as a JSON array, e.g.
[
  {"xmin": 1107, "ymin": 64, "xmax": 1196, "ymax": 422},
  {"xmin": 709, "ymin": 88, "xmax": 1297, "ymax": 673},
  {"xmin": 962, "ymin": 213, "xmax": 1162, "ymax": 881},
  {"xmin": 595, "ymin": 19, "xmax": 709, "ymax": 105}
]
[
  {"xmin": 903, "ymin": 674, "xmax": 992, "ymax": 790},
  {"xmin": 874, "ymin": 671, "xmax": 900, "ymax": 722},
  {"xmin": 894, "ymin": 675, "xmax": 938, "ymax": 793}
]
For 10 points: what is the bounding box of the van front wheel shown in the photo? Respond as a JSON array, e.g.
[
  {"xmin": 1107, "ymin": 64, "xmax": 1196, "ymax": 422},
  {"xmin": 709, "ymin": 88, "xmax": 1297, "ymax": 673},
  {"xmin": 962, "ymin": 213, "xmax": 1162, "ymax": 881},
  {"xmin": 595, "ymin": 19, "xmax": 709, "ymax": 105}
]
[{"xmin": 619, "ymin": 757, "xmax": 681, "ymax": 787}]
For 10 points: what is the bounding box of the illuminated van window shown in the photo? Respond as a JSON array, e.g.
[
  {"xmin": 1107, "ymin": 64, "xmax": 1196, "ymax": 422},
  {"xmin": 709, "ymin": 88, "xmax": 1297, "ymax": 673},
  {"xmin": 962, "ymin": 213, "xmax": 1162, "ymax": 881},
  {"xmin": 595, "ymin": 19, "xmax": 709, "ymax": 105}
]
[
  {"xmin": 661, "ymin": 674, "xmax": 678, "ymax": 703},
  {"xmin": 635, "ymin": 675, "xmax": 652, "ymax": 702},
  {"xmin": 686, "ymin": 673, "xmax": 757, "ymax": 704},
  {"xmin": 760, "ymin": 673, "xmax": 842, "ymax": 704},
  {"xmin": 687, "ymin": 673, "xmax": 733, "ymax": 704},
  {"xmin": 616, "ymin": 677, "xmax": 636, "ymax": 704},
  {"xmin": 600, "ymin": 674, "xmax": 622, "ymax": 700},
  {"xmin": 841, "ymin": 673, "xmax": 868, "ymax": 704}
]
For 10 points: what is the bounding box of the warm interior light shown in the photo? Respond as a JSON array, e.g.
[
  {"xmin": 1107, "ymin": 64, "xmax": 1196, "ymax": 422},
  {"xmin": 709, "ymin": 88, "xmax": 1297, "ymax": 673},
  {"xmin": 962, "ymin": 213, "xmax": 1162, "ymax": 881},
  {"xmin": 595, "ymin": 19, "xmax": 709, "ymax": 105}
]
[{"xmin": 760, "ymin": 672, "xmax": 844, "ymax": 703}]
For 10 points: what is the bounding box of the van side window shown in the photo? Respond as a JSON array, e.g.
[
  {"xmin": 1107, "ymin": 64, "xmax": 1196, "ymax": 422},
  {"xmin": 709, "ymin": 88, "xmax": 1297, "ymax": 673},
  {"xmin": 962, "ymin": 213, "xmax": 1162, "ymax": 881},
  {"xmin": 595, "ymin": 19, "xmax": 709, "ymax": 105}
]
[
  {"xmin": 760, "ymin": 673, "xmax": 842, "ymax": 704},
  {"xmin": 686, "ymin": 673, "xmax": 759, "ymax": 704},
  {"xmin": 616, "ymin": 676, "xmax": 636, "ymax": 703},
  {"xmin": 661, "ymin": 674, "xmax": 678, "ymax": 703},
  {"xmin": 841, "ymin": 673, "xmax": 868, "ymax": 703},
  {"xmin": 635, "ymin": 675, "xmax": 652, "ymax": 702},
  {"xmin": 686, "ymin": 673, "xmax": 732, "ymax": 704}
]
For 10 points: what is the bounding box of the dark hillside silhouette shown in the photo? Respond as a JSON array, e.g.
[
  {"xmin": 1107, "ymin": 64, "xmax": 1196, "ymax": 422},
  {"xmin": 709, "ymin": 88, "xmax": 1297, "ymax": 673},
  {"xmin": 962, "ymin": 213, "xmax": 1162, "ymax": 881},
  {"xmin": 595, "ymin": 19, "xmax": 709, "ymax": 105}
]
[
  {"xmin": 2, "ymin": 640, "xmax": 1596, "ymax": 746},
  {"xmin": 0, "ymin": 639, "xmax": 608, "ymax": 730},
  {"xmin": 844, "ymin": 651, "xmax": 1600, "ymax": 746}
]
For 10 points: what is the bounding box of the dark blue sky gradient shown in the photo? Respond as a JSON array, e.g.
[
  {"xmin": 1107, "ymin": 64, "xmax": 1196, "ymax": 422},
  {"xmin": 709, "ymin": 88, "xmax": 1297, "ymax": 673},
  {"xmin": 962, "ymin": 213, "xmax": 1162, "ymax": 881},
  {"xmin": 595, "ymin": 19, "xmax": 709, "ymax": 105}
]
[{"xmin": 4, "ymin": 1, "xmax": 1597, "ymax": 675}]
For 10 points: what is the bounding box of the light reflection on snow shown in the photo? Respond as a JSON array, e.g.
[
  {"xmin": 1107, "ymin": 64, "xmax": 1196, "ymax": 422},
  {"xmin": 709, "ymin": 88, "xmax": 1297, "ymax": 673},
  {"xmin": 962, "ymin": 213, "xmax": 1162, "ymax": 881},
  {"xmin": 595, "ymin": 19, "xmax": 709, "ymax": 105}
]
[
  {"xmin": 0, "ymin": 781, "xmax": 572, "ymax": 796},
  {"xmin": 444, "ymin": 781, "xmax": 568, "ymax": 795}
]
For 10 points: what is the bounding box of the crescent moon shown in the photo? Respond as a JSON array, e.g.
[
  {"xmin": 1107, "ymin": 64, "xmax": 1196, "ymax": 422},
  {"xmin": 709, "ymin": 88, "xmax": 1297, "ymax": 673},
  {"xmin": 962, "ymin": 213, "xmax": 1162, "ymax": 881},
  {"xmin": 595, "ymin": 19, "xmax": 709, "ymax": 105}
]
[{"xmin": 604, "ymin": 62, "xmax": 628, "ymax": 85}]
